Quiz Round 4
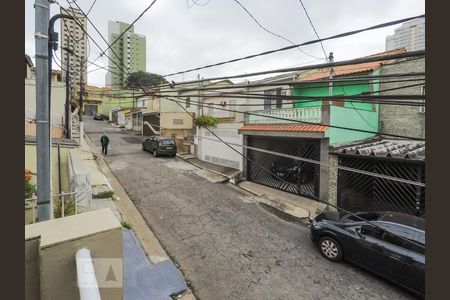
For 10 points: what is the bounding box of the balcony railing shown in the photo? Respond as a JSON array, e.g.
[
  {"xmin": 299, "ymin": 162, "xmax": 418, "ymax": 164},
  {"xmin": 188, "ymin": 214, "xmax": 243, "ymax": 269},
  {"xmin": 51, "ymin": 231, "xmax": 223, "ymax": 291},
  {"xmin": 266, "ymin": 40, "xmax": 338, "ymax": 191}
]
[{"xmin": 245, "ymin": 106, "xmax": 322, "ymax": 125}]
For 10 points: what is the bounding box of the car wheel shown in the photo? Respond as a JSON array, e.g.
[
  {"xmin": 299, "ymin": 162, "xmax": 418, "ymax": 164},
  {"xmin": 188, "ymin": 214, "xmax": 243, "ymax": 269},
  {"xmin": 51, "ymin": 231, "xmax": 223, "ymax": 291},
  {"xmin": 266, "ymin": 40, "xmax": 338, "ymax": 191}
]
[
  {"xmin": 319, "ymin": 237, "xmax": 343, "ymax": 262},
  {"xmin": 153, "ymin": 149, "xmax": 158, "ymax": 157}
]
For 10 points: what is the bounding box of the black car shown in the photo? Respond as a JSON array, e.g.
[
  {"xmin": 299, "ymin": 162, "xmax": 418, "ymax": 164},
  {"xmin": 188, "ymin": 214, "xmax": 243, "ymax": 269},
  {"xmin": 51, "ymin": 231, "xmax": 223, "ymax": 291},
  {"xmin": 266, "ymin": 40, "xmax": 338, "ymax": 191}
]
[
  {"xmin": 142, "ymin": 136, "xmax": 177, "ymax": 157},
  {"xmin": 93, "ymin": 113, "xmax": 104, "ymax": 120},
  {"xmin": 271, "ymin": 158, "xmax": 312, "ymax": 184},
  {"xmin": 310, "ymin": 211, "xmax": 425, "ymax": 298}
]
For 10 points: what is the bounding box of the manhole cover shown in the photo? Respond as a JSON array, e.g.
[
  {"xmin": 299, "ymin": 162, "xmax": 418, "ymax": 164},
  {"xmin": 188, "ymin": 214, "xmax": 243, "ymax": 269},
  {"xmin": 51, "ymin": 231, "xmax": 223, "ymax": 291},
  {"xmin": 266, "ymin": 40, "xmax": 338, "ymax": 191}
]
[{"xmin": 122, "ymin": 136, "xmax": 142, "ymax": 144}]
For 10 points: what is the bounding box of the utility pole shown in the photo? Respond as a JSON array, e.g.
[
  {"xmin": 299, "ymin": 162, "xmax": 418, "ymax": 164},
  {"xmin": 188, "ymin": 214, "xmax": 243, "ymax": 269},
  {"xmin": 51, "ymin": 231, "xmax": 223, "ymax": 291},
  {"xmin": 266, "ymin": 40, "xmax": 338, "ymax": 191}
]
[
  {"xmin": 79, "ymin": 58, "xmax": 84, "ymax": 145},
  {"xmin": 65, "ymin": 41, "xmax": 71, "ymax": 138},
  {"xmin": 35, "ymin": 0, "xmax": 51, "ymax": 221},
  {"xmin": 328, "ymin": 52, "xmax": 334, "ymax": 105}
]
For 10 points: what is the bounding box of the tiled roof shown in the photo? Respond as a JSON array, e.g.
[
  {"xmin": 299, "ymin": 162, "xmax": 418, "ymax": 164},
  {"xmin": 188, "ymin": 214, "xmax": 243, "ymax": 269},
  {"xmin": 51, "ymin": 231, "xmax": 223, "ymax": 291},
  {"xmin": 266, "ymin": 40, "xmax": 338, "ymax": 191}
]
[
  {"xmin": 298, "ymin": 48, "xmax": 406, "ymax": 81},
  {"xmin": 239, "ymin": 124, "xmax": 328, "ymax": 133},
  {"xmin": 336, "ymin": 139, "xmax": 425, "ymax": 160}
]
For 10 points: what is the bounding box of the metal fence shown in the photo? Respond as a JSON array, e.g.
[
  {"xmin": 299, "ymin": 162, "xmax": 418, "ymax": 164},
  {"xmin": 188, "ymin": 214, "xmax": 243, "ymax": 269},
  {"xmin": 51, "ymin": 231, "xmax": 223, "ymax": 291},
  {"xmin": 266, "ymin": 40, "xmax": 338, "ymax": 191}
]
[
  {"xmin": 246, "ymin": 136, "xmax": 320, "ymax": 198},
  {"xmin": 25, "ymin": 188, "xmax": 90, "ymax": 224},
  {"xmin": 337, "ymin": 155, "xmax": 425, "ymax": 217}
]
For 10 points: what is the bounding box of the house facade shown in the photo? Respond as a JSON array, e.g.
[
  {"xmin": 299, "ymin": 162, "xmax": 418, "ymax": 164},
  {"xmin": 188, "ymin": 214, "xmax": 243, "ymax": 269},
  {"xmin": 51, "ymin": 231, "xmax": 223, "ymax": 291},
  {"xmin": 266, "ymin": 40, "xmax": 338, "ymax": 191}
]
[
  {"xmin": 239, "ymin": 50, "xmax": 406, "ymax": 204},
  {"xmin": 25, "ymin": 54, "xmax": 67, "ymax": 138},
  {"xmin": 82, "ymin": 85, "xmax": 104, "ymax": 116}
]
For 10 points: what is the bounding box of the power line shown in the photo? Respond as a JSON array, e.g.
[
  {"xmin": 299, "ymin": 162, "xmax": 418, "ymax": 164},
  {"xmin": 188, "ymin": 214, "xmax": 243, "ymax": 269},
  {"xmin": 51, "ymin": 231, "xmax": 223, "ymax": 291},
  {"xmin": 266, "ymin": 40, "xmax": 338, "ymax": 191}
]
[
  {"xmin": 99, "ymin": 0, "xmax": 159, "ymax": 57},
  {"xmin": 84, "ymin": 75, "xmax": 425, "ymax": 95},
  {"xmin": 232, "ymin": 0, "xmax": 323, "ymax": 60},
  {"xmin": 91, "ymin": 81, "xmax": 426, "ymax": 107},
  {"xmin": 69, "ymin": 1, "xmax": 134, "ymax": 77},
  {"xmin": 65, "ymin": 1, "xmax": 138, "ymax": 86},
  {"xmin": 161, "ymin": 50, "xmax": 425, "ymax": 87},
  {"xmin": 295, "ymin": 0, "xmax": 327, "ymax": 59},
  {"xmin": 146, "ymin": 94, "xmax": 426, "ymax": 140},
  {"xmin": 157, "ymin": 94, "xmax": 425, "ymax": 250},
  {"xmin": 86, "ymin": 0, "xmax": 98, "ymax": 16},
  {"xmin": 162, "ymin": 14, "xmax": 425, "ymax": 77}
]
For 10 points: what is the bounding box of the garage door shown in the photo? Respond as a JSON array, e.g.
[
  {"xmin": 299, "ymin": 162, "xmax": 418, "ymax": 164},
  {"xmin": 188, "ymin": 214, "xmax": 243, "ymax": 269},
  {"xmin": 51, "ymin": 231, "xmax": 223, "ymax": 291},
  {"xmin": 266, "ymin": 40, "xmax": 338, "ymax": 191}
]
[
  {"xmin": 247, "ymin": 136, "xmax": 320, "ymax": 199},
  {"xmin": 84, "ymin": 105, "xmax": 97, "ymax": 116}
]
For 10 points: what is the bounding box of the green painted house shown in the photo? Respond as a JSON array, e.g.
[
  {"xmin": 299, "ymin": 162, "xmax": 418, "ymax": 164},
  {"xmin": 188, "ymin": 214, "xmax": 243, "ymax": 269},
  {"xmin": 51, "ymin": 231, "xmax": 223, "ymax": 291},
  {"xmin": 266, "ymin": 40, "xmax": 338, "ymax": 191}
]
[{"xmin": 292, "ymin": 70, "xmax": 380, "ymax": 145}]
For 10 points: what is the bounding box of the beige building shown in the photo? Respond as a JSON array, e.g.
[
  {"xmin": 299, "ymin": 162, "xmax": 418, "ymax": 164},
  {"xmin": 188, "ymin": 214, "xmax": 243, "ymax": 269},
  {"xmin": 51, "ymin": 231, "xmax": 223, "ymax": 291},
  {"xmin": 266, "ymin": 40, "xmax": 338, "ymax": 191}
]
[
  {"xmin": 25, "ymin": 209, "xmax": 123, "ymax": 300},
  {"xmin": 25, "ymin": 55, "xmax": 67, "ymax": 137},
  {"xmin": 60, "ymin": 7, "xmax": 87, "ymax": 101}
]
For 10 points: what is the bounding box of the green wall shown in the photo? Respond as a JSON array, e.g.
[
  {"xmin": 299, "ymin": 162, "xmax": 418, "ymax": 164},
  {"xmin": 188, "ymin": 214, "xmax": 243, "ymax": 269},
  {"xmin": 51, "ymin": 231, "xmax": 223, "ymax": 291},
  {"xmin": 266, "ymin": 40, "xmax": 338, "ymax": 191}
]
[
  {"xmin": 292, "ymin": 73, "xmax": 379, "ymax": 145},
  {"xmin": 100, "ymin": 89, "xmax": 137, "ymax": 116},
  {"xmin": 292, "ymin": 80, "xmax": 372, "ymax": 110}
]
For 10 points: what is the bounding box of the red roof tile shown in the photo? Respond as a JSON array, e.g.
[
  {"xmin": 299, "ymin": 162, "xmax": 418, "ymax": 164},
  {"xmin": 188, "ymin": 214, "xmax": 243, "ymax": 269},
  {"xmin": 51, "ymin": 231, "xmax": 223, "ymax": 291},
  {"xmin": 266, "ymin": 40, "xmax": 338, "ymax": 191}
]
[
  {"xmin": 239, "ymin": 124, "xmax": 328, "ymax": 133},
  {"xmin": 299, "ymin": 48, "xmax": 406, "ymax": 81}
]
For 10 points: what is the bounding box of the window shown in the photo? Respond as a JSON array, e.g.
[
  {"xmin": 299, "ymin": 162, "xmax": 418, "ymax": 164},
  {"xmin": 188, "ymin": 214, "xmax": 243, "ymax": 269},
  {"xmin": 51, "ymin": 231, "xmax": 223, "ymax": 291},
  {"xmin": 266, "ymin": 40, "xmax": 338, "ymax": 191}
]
[
  {"xmin": 264, "ymin": 88, "xmax": 282, "ymax": 109},
  {"xmin": 360, "ymin": 225, "xmax": 383, "ymax": 239},
  {"xmin": 186, "ymin": 97, "xmax": 191, "ymax": 108},
  {"xmin": 419, "ymin": 86, "xmax": 425, "ymax": 113},
  {"xmin": 382, "ymin": 232, "xmax": 404, "ymax": 248},
  {"xmin": 173, "ymin": 119, "xmax": 184, "ymax": 125},
  {"xmin": 161, "ymin": 139, "xmax": 175, "ymax": 145}
]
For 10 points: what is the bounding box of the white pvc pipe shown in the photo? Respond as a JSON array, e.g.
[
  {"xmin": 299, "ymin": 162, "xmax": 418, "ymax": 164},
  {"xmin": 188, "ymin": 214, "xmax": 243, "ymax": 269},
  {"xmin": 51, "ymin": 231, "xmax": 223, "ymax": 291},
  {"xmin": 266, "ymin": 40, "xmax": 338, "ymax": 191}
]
[{"xmin": 76, "ymin": 248, "xmax": 101, "ymax": 300}]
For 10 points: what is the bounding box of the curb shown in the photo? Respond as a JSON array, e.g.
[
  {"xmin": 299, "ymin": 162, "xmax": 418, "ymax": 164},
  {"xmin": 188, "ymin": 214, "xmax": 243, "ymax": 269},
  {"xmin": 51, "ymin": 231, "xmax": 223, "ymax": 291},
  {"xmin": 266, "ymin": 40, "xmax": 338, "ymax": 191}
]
[{"xmin": 83, "ymin": 130, "xmax": 198, "ymax": 299}]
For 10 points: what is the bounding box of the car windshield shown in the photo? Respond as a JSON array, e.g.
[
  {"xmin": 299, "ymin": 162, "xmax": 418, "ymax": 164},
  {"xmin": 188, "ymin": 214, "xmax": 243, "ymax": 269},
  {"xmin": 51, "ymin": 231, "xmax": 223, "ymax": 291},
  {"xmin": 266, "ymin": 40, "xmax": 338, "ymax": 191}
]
[
  {"xmin": 161, "ymin": 139, "xmax": 175, "ymax": 145},
  {"xmin": 380, "ymin": 212, "xmax": 425, "ymax": 231}
]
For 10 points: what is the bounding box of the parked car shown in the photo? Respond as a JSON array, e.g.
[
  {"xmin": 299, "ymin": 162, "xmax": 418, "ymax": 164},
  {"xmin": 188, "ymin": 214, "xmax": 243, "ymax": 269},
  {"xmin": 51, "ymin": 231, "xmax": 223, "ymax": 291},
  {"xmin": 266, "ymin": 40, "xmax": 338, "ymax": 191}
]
[
  {"xmin": 310, "ymin": 211, "xmax": 425, "ymax": 298},
  {"xmin": 142, "ymin": 136, "xmax": 177, "ymax": 157},
  {"xmin": 93, "ymin": 113, "xmax": 104, "ymax": 120},
  {"xmin": 271, "ymin": 158, "xmax": 312, "ymax": 184}
]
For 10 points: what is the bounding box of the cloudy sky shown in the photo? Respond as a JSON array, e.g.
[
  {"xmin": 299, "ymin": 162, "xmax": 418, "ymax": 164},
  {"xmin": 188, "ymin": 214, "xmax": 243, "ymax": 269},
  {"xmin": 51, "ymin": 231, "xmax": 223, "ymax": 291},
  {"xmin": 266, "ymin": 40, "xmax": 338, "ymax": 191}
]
[{"xmin": 25, "ymin": 0, "xmax": 424, "ymax": 86}]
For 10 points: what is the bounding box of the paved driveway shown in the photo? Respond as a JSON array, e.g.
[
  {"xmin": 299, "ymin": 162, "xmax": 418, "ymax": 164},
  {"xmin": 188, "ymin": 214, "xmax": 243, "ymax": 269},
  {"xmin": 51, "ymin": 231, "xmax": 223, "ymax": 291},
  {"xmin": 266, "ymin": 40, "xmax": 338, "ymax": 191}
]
[{"xmin": 85, "ymin": 118, "xmax": 415, "ymax": 300}]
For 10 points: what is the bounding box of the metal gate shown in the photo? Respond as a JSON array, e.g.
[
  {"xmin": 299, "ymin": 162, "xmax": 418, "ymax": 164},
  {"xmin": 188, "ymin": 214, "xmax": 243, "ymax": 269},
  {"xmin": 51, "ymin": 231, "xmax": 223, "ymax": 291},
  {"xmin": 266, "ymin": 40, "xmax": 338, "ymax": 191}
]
[
  {"xmin": 247, "ymin": 136, "xmax": 320, "ymax": 198},
  {"xmin": 337, "ymin": 156, "xmax": 425, "ymax": 217},
  {"xmin": 84, "ymin": 104, "xmax": 97, "ymax": 116}
]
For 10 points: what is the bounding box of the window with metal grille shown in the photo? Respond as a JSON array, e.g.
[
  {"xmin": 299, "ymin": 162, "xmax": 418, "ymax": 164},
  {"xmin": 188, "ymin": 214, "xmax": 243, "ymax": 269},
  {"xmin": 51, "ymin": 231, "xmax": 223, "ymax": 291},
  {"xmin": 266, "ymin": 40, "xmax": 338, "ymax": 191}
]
[
  {"xmin": 173, "ymin": 119, "xmax": 184, "ymax": 125},
  {"xmin": 264, "ymin": 88, "xmax": 282, "ymax": 109}
]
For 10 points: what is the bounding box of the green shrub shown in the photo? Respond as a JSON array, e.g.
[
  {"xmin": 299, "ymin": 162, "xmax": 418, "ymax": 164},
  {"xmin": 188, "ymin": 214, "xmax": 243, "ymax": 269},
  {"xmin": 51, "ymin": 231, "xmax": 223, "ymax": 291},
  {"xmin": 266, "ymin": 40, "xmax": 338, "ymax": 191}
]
[
  {"xmin": 53, "ymin": 198, "xmax": 83, "ymax": 218},
  {"xmin": 195, "ymin": 115, "xmax": 219, "ymax": 127},
  {"xmin": 121, "ymin": 220, "xmax": 132, "ymax": 229},
  {"xmin": 25, "ymin": 182, "xmax": 36, "ymax": 199},
  {"xmin": 93, "ymin": 190, "xmax": 115, "ymax": 199}
]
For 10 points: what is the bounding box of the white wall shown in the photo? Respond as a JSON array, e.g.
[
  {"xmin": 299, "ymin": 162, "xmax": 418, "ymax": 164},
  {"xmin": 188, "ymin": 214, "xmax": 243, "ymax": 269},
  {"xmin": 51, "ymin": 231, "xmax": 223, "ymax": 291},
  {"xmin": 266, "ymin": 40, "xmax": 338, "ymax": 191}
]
[
  {"xmin": 25, "ymin": 78, "xmax": 66, "ymax": 126},
  {"xmin": 199, "ymin": 123, "xmax": 243, "ymax": 171}
]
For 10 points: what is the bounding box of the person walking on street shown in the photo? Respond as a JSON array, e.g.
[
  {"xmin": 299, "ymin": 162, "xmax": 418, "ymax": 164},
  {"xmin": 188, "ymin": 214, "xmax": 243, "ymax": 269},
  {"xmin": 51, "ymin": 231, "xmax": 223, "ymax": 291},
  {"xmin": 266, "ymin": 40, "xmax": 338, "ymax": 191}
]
[{"xmin": 100, "ymin": 133, "xmax": 110, "ymax": 155}]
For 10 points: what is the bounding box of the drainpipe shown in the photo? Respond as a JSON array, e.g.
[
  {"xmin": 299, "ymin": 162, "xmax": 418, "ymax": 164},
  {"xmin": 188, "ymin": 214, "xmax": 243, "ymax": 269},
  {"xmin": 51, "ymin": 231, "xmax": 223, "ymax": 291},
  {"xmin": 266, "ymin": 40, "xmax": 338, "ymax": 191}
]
[{"xmin": 76, "ymin": 248, "xmax": 101, "ymax": 300}]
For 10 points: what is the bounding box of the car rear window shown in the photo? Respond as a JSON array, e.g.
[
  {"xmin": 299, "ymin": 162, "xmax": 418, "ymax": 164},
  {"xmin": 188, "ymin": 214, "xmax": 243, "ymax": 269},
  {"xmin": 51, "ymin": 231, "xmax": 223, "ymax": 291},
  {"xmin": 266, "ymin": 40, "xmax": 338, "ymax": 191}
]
[{"xmin": 160, "ymin": 139, "xmax": 175, "ymax": 145}]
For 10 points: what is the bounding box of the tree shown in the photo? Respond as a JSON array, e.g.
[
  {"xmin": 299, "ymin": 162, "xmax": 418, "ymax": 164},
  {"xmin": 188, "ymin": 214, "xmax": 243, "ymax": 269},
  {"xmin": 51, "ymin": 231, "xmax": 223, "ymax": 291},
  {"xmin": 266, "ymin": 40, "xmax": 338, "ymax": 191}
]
[{"xmin": 125, "ymin": 71, "xmax": 168, "ymax": 88}]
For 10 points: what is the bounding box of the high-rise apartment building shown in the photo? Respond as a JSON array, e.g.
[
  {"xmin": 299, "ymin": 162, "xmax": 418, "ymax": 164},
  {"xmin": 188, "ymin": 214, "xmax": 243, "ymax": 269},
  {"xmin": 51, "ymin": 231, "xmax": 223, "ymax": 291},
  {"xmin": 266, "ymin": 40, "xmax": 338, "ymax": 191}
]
[
  {"xmin": 385, "ymin": 18, "xmax": 425, "ymax": 52},
  {"xmin": 60, "ymin": 7, "xmax": 88, "ymax": 100},
  {"xmin": 106, "ymin": 21, "xmax": 146, "ymax": 87}
]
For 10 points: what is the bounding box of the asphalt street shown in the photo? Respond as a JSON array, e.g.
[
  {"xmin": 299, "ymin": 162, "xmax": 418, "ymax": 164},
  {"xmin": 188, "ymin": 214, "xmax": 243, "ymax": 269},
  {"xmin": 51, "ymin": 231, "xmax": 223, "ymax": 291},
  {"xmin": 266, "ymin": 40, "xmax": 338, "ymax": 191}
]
[{"xmin": 85, "ymin": 118, "xmax": 415, "ymax": 300}]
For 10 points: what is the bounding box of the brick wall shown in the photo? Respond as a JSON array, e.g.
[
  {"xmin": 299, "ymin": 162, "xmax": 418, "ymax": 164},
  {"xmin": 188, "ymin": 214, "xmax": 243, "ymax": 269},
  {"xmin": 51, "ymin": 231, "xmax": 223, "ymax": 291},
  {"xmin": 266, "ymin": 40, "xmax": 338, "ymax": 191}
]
[{"xmin": 379, "ymin": 57, "xmax": 425, "ymax": 139}]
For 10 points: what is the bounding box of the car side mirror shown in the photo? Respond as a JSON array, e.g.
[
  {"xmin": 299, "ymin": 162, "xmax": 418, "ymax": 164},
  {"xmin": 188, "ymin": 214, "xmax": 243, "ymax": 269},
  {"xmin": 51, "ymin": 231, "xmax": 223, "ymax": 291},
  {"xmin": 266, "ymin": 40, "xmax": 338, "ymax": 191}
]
[{"xmin": 352, "ymin": 228, "xmax": 364, "ymax": 239}]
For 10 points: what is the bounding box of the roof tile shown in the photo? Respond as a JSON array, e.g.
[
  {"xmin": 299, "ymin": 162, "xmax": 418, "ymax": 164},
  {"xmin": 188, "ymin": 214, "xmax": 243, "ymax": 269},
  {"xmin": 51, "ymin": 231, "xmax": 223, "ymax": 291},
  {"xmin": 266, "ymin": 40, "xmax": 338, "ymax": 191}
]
[{"xmin": 239, "ymin": 124, "xmax": 328, "ymax": 133}]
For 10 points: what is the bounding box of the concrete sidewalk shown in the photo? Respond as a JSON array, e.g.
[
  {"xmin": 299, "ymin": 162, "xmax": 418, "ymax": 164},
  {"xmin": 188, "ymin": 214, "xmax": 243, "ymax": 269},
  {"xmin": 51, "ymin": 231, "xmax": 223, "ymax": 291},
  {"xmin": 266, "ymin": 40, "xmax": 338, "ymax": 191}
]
[
  {"xmin": 238, "ymin": 181, "xmax": 327, "ymax": 222},
  {"xmin": 178, "ymin": 153, "xmax": 326, "ymax": 223},
  {"xmin": 83, "ymin": 131, "xmax": 196, "ymax": 300}
]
